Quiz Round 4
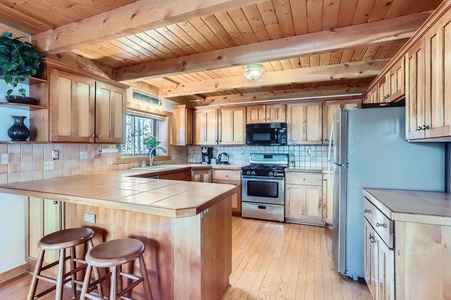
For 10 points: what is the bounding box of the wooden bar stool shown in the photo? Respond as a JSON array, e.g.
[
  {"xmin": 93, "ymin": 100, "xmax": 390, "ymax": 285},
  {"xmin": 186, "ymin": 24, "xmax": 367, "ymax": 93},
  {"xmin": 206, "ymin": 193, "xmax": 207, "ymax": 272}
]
[
  {"xmin": 27, "ymin": 227, "xmax": 99, "ymax": 300},
  {"xmin": 80, "ymin": 238, "xmax": 152, "ymax": 300}
]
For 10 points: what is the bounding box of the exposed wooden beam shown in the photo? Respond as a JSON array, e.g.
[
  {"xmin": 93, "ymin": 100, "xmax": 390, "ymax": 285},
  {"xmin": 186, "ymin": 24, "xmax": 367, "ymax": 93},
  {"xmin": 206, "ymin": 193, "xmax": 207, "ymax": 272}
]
[
  {"xmin": 200, "ymin": 85, "xmax": 367, "ymax": 105},
  {"xmin": 31, "ymin": 0, "xmax": 267, "ymax": 54},
  {"xmin": 159, "ymin": 59, "xmax": 389, "ymax": 97},
  {"xmin": 115, "ymin": 12, "xmax": 430, "ymax": 81}
]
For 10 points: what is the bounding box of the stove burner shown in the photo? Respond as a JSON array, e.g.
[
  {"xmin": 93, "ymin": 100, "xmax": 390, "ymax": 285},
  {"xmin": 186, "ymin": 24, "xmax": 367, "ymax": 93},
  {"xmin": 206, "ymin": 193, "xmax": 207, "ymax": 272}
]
[{"xmin": 242, "ymin": 164, "xmax": 287, "ymax": 177}]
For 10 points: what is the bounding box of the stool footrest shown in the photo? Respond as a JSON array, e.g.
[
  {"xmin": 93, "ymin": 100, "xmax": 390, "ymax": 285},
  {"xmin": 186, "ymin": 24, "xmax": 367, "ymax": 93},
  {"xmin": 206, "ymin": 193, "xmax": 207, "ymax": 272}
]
[{"xmin": 117, "ymin": 277, "xmax": 143, "ymax": 298}]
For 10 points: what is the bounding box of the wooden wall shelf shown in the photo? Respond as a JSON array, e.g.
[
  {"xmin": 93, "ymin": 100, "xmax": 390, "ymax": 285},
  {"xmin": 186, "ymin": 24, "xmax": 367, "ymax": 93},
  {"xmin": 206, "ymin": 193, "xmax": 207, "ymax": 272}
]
[{"xmin": 0, "ymin": 103, "xmax": 47, "ymax": 110}]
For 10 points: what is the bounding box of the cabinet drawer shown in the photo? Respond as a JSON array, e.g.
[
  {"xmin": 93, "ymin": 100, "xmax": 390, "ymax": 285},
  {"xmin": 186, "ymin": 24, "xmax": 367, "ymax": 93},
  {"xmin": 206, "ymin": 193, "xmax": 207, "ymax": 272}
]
[
  {"xmin": 286, "ymin": 173, "xmax": 322, "ymax": 185},
  {"xmin": 364, "ymin": 198, "xmax": 393, "ymax": 248},
  {"xmin": 212, "ymin": 169, "xmax": 241, "ymax": 182}
]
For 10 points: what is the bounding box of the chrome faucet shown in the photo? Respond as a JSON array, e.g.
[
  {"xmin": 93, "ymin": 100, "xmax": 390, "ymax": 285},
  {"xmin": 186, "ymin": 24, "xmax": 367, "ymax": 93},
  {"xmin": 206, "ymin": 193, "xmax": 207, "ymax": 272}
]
[{"xmin": 149, "ymin": 146, "xmax": 167, "ymax": 166}]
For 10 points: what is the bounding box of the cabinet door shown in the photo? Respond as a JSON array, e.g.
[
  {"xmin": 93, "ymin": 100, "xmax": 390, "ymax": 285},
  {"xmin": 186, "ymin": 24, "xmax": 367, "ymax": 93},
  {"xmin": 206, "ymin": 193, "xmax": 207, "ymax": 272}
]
[
  {"xmin": 172, "ymin": 105, "xmax": 193, "ymax": 146},
  {"xmin": 194, "ymin": 109, "xmax": 218, "ymax": 145},
  {"xmin": 389, "ymin": 58, "xmax": 405, "ymax": 102},
  {"xmin": 49, "ymin": 68, "xmax": 96, "ymax": 142},
  {"xmin": 285, "ymin": 183, "xmax": 323, "ymax": 225},
  {"xmin": 246, "ymin": 105, "xmax": 266, "ymax": 124},
  {"xmin": 287, "ymin": 102, "xmax": 323, "ymax": 144},
  {"xmin": 423, "ymin": 15, "xmax": 451, "ymax": 139},
  {"xmin": 376, "ymin": 237, "xmax": 395, "ymax": 300},
  {"xmin": 95, "ymin": 81, "xmax": 126, "ymax": 143},
  {"xmin": 405, "ymin": 38, "xmax": 426, "ymax": 140},
  {"xmin": 28, "ymin": 198, "xmax": 64, "ymax": 263},
  {"xmin": 364, "ymin": 219, "xmax": 377, "ymax": 299},
  {"xmin": 219, "ymin": 107, "xmax": 245, "ymax": 145},
  {"xmin": 322, "ymin": 173, "xmax": 334, "ymax": 225},
  {"xmin": 378, "ymin": 75, "xmax": 390, "ymax": 103},
  {"xmin": 191, "ymin": 169, "xmax": 212, "ymax": 182},
  {"xmin": 323, "ymin": 100, "xmax": 360, "ymax": 143},
  {"xmin": 265, "ymin": 104, "xmax": 286, "ymax": 122}
]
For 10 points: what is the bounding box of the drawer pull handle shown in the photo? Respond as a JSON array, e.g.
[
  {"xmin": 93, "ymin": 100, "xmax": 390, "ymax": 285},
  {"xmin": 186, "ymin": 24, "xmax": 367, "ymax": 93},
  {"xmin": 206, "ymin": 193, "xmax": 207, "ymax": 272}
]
[
  {"xmin": 376, "ymin": 222, "xmax": 387, "ymax": 228},
  {"xmin": 368, "ymin": 234, "xmax": 376, "ymax": 243},
  {"xmin": 258, "ymin": 205, "xmax": 266, "ymax": 210},
  {"xmin": 364, "ymin": 209, "xmax": 372, "ymax": 213}
]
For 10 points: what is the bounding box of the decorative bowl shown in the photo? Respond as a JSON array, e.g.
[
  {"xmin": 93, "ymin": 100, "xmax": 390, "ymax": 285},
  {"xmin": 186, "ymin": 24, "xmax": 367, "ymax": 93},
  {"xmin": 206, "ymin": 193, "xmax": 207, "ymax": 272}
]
[{"xmin": 5, "ymin": 95, "xmax": 39, "ymax": 105}]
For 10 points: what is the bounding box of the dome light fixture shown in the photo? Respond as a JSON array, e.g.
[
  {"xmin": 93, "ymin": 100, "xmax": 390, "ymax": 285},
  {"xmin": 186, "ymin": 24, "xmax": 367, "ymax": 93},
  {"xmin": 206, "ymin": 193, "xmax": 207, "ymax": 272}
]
[{"xmin": 243, "ymin": 64, "xmax": 263, "ymax": 80}]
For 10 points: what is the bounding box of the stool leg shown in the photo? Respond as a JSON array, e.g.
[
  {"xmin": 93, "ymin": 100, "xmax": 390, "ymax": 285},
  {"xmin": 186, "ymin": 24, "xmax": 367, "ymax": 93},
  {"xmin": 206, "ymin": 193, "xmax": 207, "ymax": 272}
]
[
  {"xmin": 27, "ymin": 249, "xmax": 46, "ymax": 300},
  {"xmin": 110, "ymin": 267, "xmax": 117, "ymax": 300},
  {"xmin": 139, "ymin": 254, "xmax": 153, "ymax": 300},
  {"xmin": 70, "ymin": 246, "xmax": 77, "ymax": 299},
  {"xmin": 56, "ymin": 248, "xmax": 66, "ymax": 300},
  {"xmin": 88, "ymin": 240, "xmax": 103, "ymax": 298},
  {"xmin": 79, "ymin": 264, "xmax": 92, "ymax": 300}
]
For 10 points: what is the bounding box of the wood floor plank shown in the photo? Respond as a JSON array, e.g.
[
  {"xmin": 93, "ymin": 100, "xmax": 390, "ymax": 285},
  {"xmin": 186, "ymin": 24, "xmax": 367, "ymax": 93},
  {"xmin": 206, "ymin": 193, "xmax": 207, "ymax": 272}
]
[{"xmin": 0, "ymin": 216, "xmax": 371, "ymax": 300}]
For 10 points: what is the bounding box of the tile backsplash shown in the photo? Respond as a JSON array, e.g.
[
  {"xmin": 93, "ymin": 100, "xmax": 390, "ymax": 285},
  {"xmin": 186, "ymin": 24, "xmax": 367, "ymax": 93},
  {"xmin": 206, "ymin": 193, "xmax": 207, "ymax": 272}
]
[{"xmin": 188, "ymin": 145, "xmax": 329, "ymax": 169}]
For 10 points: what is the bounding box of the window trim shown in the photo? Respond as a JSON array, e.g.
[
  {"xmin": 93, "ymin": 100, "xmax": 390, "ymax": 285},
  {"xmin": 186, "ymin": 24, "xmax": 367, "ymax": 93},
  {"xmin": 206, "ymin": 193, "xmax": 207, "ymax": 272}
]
[{"xmin": 118, "ymin": 108, "xmax": 172, "ymax": 164}]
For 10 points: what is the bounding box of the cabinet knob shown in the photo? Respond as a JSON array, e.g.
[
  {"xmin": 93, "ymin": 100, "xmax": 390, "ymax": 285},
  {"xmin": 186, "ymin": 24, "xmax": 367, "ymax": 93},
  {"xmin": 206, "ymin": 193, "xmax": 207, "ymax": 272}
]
[
  {"xmin": 53, "ymin": 201, "xmax": 58, "ymax": 205},
  {"xmin": 376, "ymin": 222, "xmax": 387, "ymax": 228},
  {"xmin": 91, "ymin": 134, "xmax": 96, "ymax": 138},
  {"xmin": 368, "ymin": 234, "xmax": 376, "ymax": 243},
  {"xmin": 97, "ymin": 135, "xmax": 101, "ymax": 138},
  {"xmin": 364, "ymin": 209, "xmax": 372, "ymax": 213}
]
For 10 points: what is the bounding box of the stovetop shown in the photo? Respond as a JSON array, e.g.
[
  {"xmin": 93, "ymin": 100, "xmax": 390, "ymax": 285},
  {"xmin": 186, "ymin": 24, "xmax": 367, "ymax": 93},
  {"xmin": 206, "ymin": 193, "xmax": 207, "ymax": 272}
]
[{"xmin": 242, "ymin": 164, "xmax": 287, "ymax": 177}]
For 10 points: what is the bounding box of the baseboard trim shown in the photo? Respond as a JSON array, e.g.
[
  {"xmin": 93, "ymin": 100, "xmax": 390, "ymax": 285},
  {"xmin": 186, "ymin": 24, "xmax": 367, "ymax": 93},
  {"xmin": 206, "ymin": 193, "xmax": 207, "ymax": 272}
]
[{"xmin": 0, "ymin": 264, "xmax": 27, "ymax": 284}]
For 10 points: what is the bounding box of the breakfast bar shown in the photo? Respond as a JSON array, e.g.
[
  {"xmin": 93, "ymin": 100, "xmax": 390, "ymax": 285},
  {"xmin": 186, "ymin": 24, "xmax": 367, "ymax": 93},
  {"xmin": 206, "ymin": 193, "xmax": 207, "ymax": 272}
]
[{"xmin": 0, "ymin": 170, "xmax": 237, "ymax": 300}]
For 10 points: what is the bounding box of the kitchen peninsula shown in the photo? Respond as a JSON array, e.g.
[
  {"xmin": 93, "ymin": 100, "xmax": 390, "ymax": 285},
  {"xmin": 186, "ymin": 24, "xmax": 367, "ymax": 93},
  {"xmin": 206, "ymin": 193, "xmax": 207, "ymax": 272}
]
[{"xmin": 0, "ymin": 169, "xmax": 238, "ymax": 300}]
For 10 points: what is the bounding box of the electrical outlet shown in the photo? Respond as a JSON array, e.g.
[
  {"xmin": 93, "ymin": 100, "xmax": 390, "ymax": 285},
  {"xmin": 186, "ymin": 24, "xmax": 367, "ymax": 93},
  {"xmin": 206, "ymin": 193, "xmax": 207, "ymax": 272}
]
[
  {"xmin": 1, "ymin": 154, "xmax": 8, "ymax": 164},
  {"xmin": 52, "ymin": 150, "xmax": 60, "ymax": 160},
  {"xmin": 172, "ymin": 154, "xmax": 176, "ymax": 160},
  {"xmin": 84, "ymin": 212, "xmax": 96, "ymax": 224}
]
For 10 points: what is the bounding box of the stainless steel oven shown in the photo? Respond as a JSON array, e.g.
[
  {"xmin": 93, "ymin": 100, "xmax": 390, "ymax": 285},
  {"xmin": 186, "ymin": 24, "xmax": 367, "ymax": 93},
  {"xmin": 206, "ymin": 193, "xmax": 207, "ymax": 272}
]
[{"xmin": 241, "ymin": 153, "xmax": 288, "ymax": 222}]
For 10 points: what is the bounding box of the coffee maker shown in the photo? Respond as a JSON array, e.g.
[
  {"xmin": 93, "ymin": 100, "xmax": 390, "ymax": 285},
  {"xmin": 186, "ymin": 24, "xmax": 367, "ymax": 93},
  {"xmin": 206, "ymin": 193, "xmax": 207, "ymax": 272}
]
[{"xmin": 201, "ymin": 147, "xmax": 213, "ymax": 164}]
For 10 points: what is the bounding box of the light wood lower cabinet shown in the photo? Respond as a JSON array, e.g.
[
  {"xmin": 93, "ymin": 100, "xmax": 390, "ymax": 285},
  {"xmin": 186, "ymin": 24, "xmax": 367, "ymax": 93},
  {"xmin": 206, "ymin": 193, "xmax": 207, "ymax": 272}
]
[
  {"xmin": 191, "ymin": 169, "xmax": 212, "ymax": 182},
  {"xmin": 285, "ymin": 172, "xmax": 324, "ymax": 226},
  {"xmin": 212, "ymin": 169, "xmax": 241, "ymax": 214},
  {"xmin": 27, "ymin": 198, "xmax": 64, "ymax": 267}
]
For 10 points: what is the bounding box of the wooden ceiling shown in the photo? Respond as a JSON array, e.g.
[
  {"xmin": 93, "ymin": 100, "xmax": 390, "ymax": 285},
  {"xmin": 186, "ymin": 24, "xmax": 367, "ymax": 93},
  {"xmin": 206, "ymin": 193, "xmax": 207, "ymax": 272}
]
[{"xmin": 0, "ymin": 0, "xmax": 443, "ymax": 105}]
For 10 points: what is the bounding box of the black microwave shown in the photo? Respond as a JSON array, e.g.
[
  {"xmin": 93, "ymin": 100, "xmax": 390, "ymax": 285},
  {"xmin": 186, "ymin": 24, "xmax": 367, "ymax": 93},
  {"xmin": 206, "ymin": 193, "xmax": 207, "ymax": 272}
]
[{"xmin": 246, "ymin": 122, "xmax": 287, "ymax": 146}]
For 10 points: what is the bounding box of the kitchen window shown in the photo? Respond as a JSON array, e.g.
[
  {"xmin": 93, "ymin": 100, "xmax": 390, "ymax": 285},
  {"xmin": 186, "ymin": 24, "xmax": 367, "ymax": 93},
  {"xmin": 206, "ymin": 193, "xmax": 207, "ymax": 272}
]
[{"xmin": 121, "ymin": 110, "xmax": 169, "ymax": 158}]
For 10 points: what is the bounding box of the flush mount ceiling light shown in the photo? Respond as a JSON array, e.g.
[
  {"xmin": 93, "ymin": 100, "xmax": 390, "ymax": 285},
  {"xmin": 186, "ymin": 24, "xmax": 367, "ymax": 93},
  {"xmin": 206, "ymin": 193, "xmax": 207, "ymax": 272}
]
[{"xmin": 243, "ymin": 64, "xmax": 263, "ymax": 80}]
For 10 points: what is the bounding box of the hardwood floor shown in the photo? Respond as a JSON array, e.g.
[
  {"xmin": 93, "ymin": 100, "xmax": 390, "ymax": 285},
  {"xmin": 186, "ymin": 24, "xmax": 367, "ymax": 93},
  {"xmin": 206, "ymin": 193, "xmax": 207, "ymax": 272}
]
[{"xmin": 0, "ymin": 216, "xmax": 370, "ymax": 300}]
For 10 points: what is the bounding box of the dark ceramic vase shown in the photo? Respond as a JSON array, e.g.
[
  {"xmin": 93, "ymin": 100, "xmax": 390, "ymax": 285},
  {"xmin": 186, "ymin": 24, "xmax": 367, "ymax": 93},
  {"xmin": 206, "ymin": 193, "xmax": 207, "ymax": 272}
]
[{"xmin": 7, "ymin": 116, "xmax": 30, "ymax": 141}]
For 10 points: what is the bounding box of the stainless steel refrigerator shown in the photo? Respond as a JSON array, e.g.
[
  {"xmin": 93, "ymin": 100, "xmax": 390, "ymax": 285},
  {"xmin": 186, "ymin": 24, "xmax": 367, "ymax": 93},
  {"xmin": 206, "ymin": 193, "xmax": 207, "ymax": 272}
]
[{"xmin": 329, "ymin": 106, "xmax": 445, "ymax": 279}]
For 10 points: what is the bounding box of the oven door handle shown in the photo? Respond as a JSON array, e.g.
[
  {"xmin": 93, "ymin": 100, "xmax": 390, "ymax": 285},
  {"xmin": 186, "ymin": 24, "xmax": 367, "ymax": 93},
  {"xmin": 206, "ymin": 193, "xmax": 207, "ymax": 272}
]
[{"xmin": 242, "ymin": 176, "xmax": 285, "ymax": 181}]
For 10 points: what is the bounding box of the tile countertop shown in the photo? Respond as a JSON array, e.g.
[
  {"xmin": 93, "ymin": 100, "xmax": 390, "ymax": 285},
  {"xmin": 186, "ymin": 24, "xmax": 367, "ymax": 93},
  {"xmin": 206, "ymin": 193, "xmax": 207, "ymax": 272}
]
[
  {"xmin": 0, "ymin": 169, "xmax": 238, "ymax": 218},
  {"xmin": 363, "ymin": 188, "xmax": 451, "ymax": 226}
]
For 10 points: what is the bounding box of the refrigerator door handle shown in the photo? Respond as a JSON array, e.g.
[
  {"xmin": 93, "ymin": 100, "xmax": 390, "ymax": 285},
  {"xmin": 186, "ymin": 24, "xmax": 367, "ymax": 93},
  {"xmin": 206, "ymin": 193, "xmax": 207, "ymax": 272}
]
[{"xmin": 334, "ymin": 162, "xmax": 348, "ymax": 167}]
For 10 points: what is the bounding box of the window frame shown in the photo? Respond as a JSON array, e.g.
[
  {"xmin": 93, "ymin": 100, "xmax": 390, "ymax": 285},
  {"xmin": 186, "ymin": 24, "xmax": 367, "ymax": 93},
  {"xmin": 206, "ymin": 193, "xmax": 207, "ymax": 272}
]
[{"xmin": 117, "ymin": 108, "xmax": 171, "ymax": 164}]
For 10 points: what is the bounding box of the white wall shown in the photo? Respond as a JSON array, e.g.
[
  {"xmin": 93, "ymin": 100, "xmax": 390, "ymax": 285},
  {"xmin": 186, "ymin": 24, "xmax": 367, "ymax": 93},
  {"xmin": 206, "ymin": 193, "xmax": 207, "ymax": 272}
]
[{"xmin": 0, "ymin": 193, "xmax": 26, "ymax": 273}]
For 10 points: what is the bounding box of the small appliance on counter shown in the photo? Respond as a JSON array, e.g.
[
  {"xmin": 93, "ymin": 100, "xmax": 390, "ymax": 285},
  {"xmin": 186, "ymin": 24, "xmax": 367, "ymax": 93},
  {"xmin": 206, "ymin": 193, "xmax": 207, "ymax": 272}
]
[
  {"xmin": 217, "ymin": 152, "xmax": 230, "ymax": 164},
  {"xmin": 201, "ymin": 147, "xmax": 213, "ymax": 164}
]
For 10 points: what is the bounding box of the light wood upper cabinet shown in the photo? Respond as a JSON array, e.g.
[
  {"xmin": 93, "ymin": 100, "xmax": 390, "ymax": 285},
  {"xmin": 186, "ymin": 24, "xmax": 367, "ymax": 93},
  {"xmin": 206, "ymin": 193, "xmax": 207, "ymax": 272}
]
[
  {"xmin": 194, "ymin": 108, "xmax": 218, "ymax": 145},
  {"xmin": 219, "ymin": 106, "xmax": 245, "ymax": 145},
  {"xmin": 246, "ymin": 104, "xmax": 285, "ymax": 124},
  {"xmin": 286, "ymin": 102, "xmax": 322, "ymax": 144},
  {"xmin": 388, "ymin": 59, "xmax": 405, "ymax": 102},
  {"xmin": 48, "ymin": 67, "xmax": 126, "ymax": 143},
  {"xmin": 323, "ymin": 100, "xmax": 361, "ymax": 143},
  {"xmin": 172, "ymin": 105, "xmax": 193, "ymax": 146}
]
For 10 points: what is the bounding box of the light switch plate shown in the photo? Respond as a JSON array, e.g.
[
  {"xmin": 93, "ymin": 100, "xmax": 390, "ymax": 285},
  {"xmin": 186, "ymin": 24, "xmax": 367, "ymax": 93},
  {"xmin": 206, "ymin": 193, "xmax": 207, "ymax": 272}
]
[
  {"xmin": 52, "ymin": 150, "xmax": 60, "ymax": 160},
  {"xmin": 84, "ymin": 212, "xmax": 96, "ymax": 224}
]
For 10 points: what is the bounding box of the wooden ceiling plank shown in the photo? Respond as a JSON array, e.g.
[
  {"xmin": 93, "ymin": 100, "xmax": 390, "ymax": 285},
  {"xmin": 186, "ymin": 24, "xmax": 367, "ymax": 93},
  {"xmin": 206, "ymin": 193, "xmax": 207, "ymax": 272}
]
[
  {"xmin": 329, "ymin": 51, "xmax": 344, "ymax": 64},
  {"xmin": 0, "ymin": 10, "xmax": 51, "ymax": 35},
  {"xmin": 289, "ymin": 58, "xmax": 301, "ymax": 69},
  {"xmin": 372, "ymin": 41, "xmax": 395, "ymax": 59},
  {"xmin": 32, "ymin": 0, "xmax": 268, "ymax": 54},
  {"xmin": 114, "ymin": 12, "xmax": 428, "ymax": 81},
  {"xmin": 280, "ymin": 59, "xmax": 293, "ymax": 70},
  {"xmin": 352, "ymin": 0, "xmax": 377, "ymax": 25},
  {"xmin": 165, "ymin": 24, "xmax": 207, "ymax": 53},
  {"xmin": 71, "ymin": 48, "xmax": 124, "ymax": 67},
  {"xmin": 214, "ymin": 11, "xmax": 248, "ymax": 45},
  {"xmin": 350, "ymin": 47, "xmax": 367, "ymax": 62},
  {"xmin": 386, "ymin": 41, "xmax": 406, "ymax": 57},
  {"xmin": 420, "ymin": 0, "xmax": 444, "ymax": 11},
  {"xmin": 202, "ymin": 85, "xmax": 366, "ymax": 104},
  {"xmin": 309, "ymin": 54, "xmax": 320, "ymax": 67},
  {"xmin": 320, "ymin": 53, "xmax": 331, "ymax": 66},
  {"xmin": 141, "ymin": 30, "xmax": 190, "ymax": 57},
  {"xmin": 336, "ymin": 0, "xmax": 359, "ymax": 27},
  {"xmin": 340, "ymin": 49, "xmax": 355, "ymax": 63},
  {"xmin": 154, "ymin": 27, "xmax": 198, "ymax": 55},
  {"xmin": 160, "ymin": 58, "xmax": 388, "ymax": 96},
  {"xmin": 227, "ymin": 8, "xmax": 260, "ymax": 44},
  {"xmin": 367, "ymin": 0, "xmax": 394, "ymax": 22},
  {"xmin": 119, "ymin": 35, "xmax": 171, "ymax": 60},
  {"xmin": 290, "ymin": 0, "xmax": 308, "ymax": 35},
  {"xmin": 201, "ymin": 15, "xmax": 237, "ymax": 47},
  {"xmin": 306, "ymin": 0, "xmax": 323, "ymax": 32},
  {"xmin": 362, "ymin": 45, "xmax": 381, "ymax": 60},
  {"xmin": 270, "ymin": 61, "xmax": 284, "ymax": 71},
  {"xmin": 177, "ymin": 21, "xmax": 217, "ymax": 52},
  {"xmin": 300, "ymin": 56, "xmax": 311, "ymax": 68},
  {"xmin": 189, "ymin": 18, "xmax": 228, "ymax": 50},
  {"xmin": 272, "ymin": 0, "xmax": 295, "ymax": 37},
  {"xmin": 257, "ymin": 1, "xmax": 283, "ymax": 39},
  {"xmin": 241, "ymin": 5, "xmax": 271, "ymax": 41},
  {"xmin": 385, "ymin": 0, "xmax": 414, "ymax": 19},
  {"xmin": 322, "ymin": 0, "xmax": 341, "ymax": 30}
]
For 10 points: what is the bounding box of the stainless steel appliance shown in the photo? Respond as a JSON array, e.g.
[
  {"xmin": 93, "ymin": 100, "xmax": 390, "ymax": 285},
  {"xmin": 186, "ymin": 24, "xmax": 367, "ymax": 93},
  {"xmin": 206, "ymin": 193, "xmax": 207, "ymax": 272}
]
[
  {"xmin": 246, "ymin": 122, "xmax": 287, "ymax": 146},
  {"xmin": 201, "ymin": 147, "xmax": 213, "ymax": 164},
  {"xmin": 217, "ymin": 152, "xmax": 230, "ymax": 164},
  {"xmin": 329, "ymin": 107, "xmax": 445, "ymax": 279},
  {"xmin": 241, "ymin": 153, "xmax": 288, "ymax": 222}
]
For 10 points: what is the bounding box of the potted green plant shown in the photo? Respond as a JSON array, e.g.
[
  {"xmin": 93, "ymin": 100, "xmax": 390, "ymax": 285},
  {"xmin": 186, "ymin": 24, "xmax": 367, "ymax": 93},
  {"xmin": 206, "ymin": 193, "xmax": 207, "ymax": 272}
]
[
  {"xmin": 143, "ymin": 136, "xmax": 161, "ymax": 156},
  {"xmin": 0, "ymin": 32, "xmax": 41, "ymax": 98}
]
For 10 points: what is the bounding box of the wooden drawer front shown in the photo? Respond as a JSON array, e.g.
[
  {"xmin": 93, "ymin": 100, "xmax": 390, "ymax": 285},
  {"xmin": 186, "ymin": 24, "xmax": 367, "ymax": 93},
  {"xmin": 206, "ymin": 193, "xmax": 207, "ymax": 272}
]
[
  {"xmin": 286, "ymin": 173, "xmax": 322, "ymax": 185},
  {"xmin": 212, "ymin": 169, "xmax": 241, "ymax": 182}
]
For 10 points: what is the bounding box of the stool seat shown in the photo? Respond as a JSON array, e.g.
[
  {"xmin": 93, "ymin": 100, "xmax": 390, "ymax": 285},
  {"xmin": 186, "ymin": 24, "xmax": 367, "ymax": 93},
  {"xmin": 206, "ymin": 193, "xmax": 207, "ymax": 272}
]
[
  {"xmin": 86, "ymin": 238, "xmax": 144, "ymax": 268},
  {"xmin": 38, "ymin": 227, "xmax": 94, "ymax": 250}
]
